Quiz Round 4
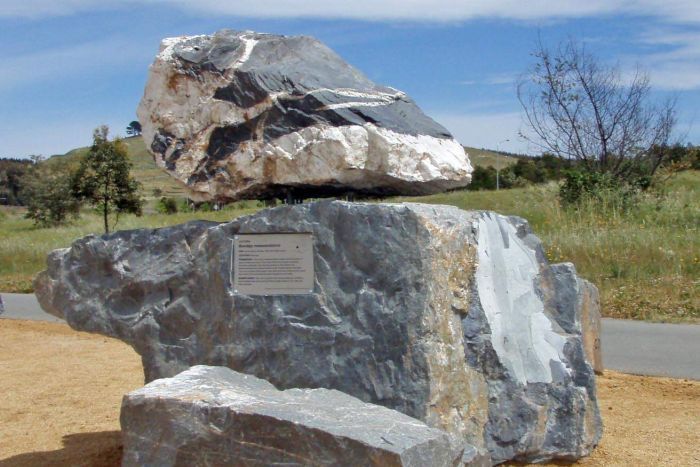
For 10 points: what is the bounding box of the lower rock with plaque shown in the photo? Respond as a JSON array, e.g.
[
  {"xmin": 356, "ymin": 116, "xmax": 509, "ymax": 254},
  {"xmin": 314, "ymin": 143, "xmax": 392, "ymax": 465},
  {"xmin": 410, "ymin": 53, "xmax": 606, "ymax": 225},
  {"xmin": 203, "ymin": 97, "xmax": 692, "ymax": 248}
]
[{"xmin": 35, "ymin": 200, "xmax": 602, "ymax": 465}]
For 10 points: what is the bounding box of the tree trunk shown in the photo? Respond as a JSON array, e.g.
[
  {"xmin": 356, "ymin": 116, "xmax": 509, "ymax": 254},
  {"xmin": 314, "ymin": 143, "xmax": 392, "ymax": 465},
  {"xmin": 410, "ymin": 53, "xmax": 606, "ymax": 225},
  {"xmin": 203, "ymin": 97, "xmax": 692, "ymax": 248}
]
[{"xmin": 103, "ymin": 202, "xmax": 109, "ymax": 234}]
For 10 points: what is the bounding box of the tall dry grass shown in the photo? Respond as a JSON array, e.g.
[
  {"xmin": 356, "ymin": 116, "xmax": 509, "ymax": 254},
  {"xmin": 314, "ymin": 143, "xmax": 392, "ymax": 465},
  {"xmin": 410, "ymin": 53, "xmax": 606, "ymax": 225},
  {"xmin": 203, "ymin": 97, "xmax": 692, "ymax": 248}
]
[
  {"xmin": 0, "ymin": 203, "xmax": 258, "ymax": 292},
  {"xmin": 1, "ymin": 172, "xmax": 697, "ymax": 322},
  {"xmin": 397, "ymin": 171, "xmax": 699, "ymax": 322}
]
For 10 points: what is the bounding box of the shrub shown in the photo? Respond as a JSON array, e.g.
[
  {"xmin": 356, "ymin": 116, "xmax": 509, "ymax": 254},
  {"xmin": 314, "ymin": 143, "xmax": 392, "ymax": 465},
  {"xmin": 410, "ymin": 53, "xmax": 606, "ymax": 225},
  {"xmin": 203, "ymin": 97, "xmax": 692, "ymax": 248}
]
[
  {"xmin": 469, "ymin": 166, "xmax": 496, "ymax": 190},
  {"xmin": 559, "ymin": 169, "xmax": 646, "ymax": 209},
  {"xmin": 512, "ymin": 159, "xmax": 546, "ymax": 184},
  {"xmin": 21, "ymin": 159, "xmax": 81, "ymax": 227},
  {"xmin": 179, "ymin": 199, "xmax": 194, "ymax": 212},
  {"xmin": 156, "ymin": 197, "xmax": 178, "ymax": 214},
  {"xmin": 689, "ymin": 148, "xmax": 700, "ymax": 170}
]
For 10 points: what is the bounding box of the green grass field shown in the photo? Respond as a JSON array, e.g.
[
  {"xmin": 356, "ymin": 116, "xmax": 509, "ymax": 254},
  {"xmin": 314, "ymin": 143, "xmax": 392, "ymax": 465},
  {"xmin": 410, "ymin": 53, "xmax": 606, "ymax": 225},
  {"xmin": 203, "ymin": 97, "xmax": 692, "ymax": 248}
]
[
  {"xmin": 0, "ymin": 202, "xmax": 260, "ymax": 293},
  {"xmin": 396, "ymin": 171, "xmax": 699, "ymax": 323},
  {"xmin": 1, "ymin": 140, "xmax": 697, "ymax": 323}
]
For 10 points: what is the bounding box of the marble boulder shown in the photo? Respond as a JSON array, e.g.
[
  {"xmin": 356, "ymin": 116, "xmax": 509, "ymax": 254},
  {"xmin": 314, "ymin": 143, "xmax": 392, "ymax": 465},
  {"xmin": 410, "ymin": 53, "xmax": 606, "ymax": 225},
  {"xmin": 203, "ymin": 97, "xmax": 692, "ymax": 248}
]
[
  {"xmin": 137, "ymin": 30, "xmax": 472, "ymax": 201},
  {"xmin": 35, "ymin": 201, "xmax": 602, "ymax": 464}
]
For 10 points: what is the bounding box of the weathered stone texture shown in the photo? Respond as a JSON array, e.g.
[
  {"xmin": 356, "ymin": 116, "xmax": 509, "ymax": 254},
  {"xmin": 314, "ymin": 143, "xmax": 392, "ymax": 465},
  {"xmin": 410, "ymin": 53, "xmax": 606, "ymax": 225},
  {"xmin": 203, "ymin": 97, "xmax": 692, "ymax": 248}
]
[
  {"xmin": 121, "ymin": 365, "xmax": 472, "ymax": 466},
  {"xmin": 550, "ymin": 263, "xmax": 603, "ymax": 374},
  {"xmin": 36, "ymin": 201, "xmax": 602, "ymax": 464},
  {"xmin": 137, "ymin": 30, "xmax": 472, "ymax": 201}
]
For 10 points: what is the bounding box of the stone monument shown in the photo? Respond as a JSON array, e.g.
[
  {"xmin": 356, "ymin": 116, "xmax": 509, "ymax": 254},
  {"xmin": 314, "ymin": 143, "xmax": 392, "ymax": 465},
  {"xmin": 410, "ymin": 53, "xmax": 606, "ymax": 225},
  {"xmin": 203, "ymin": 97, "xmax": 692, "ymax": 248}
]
[
  {"xmin": 36, "ymin": 202, "xmax": 602, "ymax": 465},
  {"xmin": 35, "ymin": 30, "xmax": 602, "ymax": 466},
  {"xmin": 121, "ymin": 365, "xmax": 476, "ymax": 466}
]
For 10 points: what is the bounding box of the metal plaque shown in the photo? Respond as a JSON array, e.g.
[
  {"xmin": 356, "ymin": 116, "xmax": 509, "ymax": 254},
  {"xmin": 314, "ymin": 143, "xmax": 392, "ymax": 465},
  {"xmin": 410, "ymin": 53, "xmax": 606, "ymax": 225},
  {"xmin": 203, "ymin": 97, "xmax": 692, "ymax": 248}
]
[{"xmin": 232, "ymin": 233, "xmax": 314, "ymax": 295}]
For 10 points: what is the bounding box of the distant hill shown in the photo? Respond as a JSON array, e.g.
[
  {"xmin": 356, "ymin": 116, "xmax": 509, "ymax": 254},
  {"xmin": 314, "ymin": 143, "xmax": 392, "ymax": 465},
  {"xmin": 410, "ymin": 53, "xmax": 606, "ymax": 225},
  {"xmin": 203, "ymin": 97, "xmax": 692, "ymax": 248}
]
[
  {"xmin": 462, "ymin": 146, "xmax": 523, "ymax": 169},
  {"xmin": 48, "ymin": 139, "xmax": 523, "ymax": 200},
  {"xmin": 49, "ymin": 136, "xmax": 189, "ymax": 199}
]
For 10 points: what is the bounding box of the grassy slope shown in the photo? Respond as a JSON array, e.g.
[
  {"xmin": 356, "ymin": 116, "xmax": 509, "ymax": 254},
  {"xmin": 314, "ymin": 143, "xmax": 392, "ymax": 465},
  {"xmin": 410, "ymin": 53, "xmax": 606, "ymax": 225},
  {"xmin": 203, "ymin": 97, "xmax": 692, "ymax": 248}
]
[
  {"xmin": 52, "ymin": 136, "xmax": 189, "ymax": 199},
  {"xmin": 463, "ymin": 146, "xmax": 519, "ymax": 169},
  {"xmin": 1, "ymin": 141, "xmax": 697, "ymax": 322}
]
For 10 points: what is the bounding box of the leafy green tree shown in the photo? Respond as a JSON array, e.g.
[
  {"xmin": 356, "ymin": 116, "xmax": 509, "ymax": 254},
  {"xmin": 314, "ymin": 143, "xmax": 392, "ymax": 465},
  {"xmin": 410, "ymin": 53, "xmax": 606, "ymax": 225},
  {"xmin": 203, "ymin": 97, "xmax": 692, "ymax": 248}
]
[
  {"xmin": 468, "ymin": 166, "xmax": 497, "ymax": 190},
  {"xmin": 72, "ymin": 126, "xmax": 143, "ymax": 234},
  {"xmin": 21, "ymin": 156, "xmax": 81, "ymax": 227},
  {"xmin": 126, "ymin": 120, "xmax": 142, "ymax": 137},
  {"xmin": 0, "ymin": 158, "xmax": 32, "ymax": 205}
]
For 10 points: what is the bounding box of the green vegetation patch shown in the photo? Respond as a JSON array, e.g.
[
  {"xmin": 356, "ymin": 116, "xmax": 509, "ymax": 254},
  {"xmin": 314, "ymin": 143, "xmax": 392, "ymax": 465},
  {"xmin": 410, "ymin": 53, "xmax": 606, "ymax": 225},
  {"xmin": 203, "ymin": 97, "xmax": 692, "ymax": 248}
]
[
  {"xmin": 51, "ymin": 136, "xmax": 189, "ymax": 199},
  {"xmin": 1, "ymin": 143, "xmax": 697, "ymax": 323},
  {"xmin": 396, "ymin": 170, "xmax": 699, "ymax": 323},
  {"xmin": 0, "ymin": 205, "xmax": 259, "ymax": 294}
]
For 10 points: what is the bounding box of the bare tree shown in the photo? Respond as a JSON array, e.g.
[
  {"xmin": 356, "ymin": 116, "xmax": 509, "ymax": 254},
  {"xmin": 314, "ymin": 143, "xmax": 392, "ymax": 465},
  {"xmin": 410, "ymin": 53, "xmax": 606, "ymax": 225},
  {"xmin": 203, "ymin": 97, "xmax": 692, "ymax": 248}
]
[{"xmin": 518, "ymin": 39, "xmax": 676, "ymax": 180}]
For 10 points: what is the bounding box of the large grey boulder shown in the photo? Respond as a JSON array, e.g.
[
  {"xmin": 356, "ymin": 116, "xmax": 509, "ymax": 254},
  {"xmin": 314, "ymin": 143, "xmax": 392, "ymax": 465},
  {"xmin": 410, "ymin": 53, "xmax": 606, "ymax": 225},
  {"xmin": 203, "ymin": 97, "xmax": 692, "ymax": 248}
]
[
  {"xmin": 137, "ymin": 30, "xmax": 472, "ymax": 201},
  {"xmin": 35, "ymin": 201, "xmax": 602, "ymax": 464},
  {"xmin": 121, "ymin": 365, "xmax": 476, "ymax": 466}
]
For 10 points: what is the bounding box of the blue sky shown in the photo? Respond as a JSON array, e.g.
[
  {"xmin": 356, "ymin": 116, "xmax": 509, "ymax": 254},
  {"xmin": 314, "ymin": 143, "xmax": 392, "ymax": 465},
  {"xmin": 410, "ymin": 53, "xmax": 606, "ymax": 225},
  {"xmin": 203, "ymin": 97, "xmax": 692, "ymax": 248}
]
[{"xmin": 1, "ymin": 1, "xmax": 699, "ymax": 158}]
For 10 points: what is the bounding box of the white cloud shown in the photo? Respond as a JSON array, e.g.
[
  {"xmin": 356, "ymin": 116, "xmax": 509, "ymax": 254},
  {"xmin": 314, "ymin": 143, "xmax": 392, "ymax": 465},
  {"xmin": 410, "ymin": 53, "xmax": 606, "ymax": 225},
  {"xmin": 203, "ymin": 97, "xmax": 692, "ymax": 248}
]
[
  {"xmin": 2, "ymin": 0, "xmax": 700, "ymax": 24},
  {"xmin": 431, "ymin": 111, "xmax": 536, "ymax": 154},
  {"xmin": 633, "ymin": 29, "xmax": 700, "ymax": 90},
  {"xmin": 460, "ymin": 73, "xmax": 517, "ymax": 87},
  {"xmin": 0, "ymin": 37, "xmax": 150, "ymax": 92}
]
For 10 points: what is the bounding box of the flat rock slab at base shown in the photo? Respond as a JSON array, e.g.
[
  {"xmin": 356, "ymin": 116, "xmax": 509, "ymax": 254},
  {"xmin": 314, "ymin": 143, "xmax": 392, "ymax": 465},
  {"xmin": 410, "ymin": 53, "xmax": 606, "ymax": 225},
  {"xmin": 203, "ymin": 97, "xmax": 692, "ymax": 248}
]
[
  {"xmin": 121, "ymin": 365, "xmax": 477, "ymax": 466},
  {"xmin": 36, "ymin": 201, "xmax": 602, "ymax": 465}
]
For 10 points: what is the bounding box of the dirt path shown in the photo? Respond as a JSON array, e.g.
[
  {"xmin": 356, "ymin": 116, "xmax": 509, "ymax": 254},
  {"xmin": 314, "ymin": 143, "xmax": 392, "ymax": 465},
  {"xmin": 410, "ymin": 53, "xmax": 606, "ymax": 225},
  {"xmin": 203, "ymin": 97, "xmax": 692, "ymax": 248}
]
[
  {"xmin": 0, "ymin": 320, "xmax": 142, "ymax": 466},
  {"xmin": 1, "ymin": 320, "xmax": 698, "ymax": 466}
]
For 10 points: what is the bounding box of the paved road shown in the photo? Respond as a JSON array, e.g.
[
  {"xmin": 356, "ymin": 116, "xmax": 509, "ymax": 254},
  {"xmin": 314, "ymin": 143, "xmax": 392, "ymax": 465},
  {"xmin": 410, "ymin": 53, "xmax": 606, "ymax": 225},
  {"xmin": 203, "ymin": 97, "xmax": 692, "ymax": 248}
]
[
  {"xmin": 1, "ymin": 293, "xmax": 698, "ymax": 380},
  {"xmin": 0, "ymin": 292, "xmax": 63, "ymax": 323},
  {"xmin": 601, "ymin": 318, "xmax": 700, "ymax": 380}
]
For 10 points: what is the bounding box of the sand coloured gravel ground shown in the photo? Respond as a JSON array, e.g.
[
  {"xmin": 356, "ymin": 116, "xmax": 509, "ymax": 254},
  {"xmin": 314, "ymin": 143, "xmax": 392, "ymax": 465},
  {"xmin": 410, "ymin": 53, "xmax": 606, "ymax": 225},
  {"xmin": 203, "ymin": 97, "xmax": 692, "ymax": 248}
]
[{"xmin": 0, "ymin": 319, "xmax": 698, "ymax": 466}]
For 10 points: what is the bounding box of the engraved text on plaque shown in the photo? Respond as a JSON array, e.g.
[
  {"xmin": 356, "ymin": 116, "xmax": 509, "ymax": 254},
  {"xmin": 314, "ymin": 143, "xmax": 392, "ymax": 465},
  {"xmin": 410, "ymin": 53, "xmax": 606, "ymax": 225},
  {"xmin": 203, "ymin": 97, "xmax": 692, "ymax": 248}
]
[{"xmin": 232, "ymin": 233, "xmax": 314, "ymax": 295}]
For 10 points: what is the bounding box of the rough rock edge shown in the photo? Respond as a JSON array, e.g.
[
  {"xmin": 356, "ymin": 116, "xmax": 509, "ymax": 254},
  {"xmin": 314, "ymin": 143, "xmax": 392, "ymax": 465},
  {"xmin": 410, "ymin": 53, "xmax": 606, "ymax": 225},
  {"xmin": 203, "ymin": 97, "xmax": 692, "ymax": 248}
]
[{"xmin": 121, "ymin": 365, "xmax": 479, "ymax": 466}]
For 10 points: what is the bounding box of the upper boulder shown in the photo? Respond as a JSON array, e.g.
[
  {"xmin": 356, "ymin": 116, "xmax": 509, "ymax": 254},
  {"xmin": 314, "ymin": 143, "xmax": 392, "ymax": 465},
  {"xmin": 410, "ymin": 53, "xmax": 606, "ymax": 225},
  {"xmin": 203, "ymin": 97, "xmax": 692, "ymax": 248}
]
[{"xmin": 137, "ymin": 30, "xmax": 472, "ymax": 201}]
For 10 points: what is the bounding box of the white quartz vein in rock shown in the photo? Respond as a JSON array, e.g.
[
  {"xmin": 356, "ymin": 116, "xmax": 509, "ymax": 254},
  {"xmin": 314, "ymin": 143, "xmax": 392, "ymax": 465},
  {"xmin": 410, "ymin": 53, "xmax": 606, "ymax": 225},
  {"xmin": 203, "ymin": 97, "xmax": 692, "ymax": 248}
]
[
  {"xmin": 475, "ymin": 213, "xmax": 569, "ymax": 384},
  {"xmin": 234, "ymin": 34, "xmax": 258, "ymax": 68}
]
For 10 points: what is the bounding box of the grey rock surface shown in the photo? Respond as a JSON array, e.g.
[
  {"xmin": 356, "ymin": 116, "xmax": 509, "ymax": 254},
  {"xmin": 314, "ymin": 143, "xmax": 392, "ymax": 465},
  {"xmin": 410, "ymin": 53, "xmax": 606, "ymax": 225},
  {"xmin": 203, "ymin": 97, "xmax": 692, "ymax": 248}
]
[
  {"xmin": 36, "ymin": 201, "xmax": 601, "ymax": 464},
  {"xmin": 121, "ymin": 365, "xmax": 468, "ymax": 467},
  {"xmin": 137, "ymin": 30, "xmax": 472, "ymax": 201},
  {"xmin": 550, "ymin": 263, "xmax": 603, "ymax": 374}
]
